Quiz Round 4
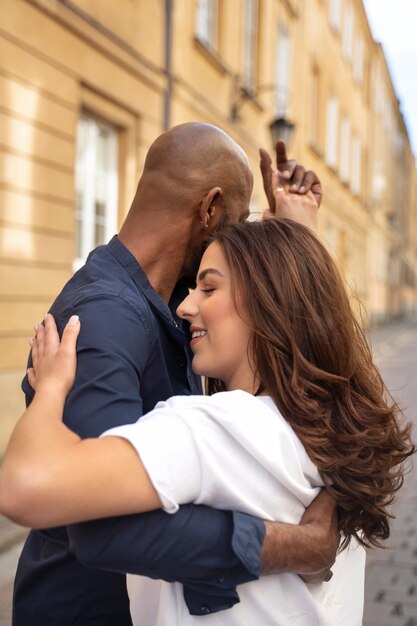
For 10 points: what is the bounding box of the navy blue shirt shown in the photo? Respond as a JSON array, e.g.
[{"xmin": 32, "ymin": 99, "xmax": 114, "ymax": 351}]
[{"xmin": 13, "ymin": 237, "xmax": 264, "ymax": 626}]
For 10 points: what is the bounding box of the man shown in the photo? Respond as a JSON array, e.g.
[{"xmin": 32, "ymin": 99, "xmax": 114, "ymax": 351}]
[{"xmin": 13, "ymin": 123, "xmax": 337, "ymax": 626}]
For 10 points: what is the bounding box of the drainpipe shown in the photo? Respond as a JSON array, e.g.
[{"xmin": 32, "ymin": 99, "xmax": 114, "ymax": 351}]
[{"xmin": 163, "ymin": 0, "xmax": 173, "ymax": 131}]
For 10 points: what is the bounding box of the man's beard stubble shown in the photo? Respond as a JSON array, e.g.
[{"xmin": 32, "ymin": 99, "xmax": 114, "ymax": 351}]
[{"xmin": 181, "ymin": 211, "xmax": 232, "ymax": 289}]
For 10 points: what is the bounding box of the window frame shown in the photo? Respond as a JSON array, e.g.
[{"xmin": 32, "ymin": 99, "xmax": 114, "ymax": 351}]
[
  {"xmin": 195, "ymin": 0, "xmax": 219, "ymax": 50},
  {"xmin": 325, "ymin": 94, "xmax": 339, "ymax": 169},
  {"xmin": 74, "ymin": 113, "xmax": 119, "ymax": 271},
  {"xmin": 242, "ymin": 0, "xmax": 259, "ymax": 92},
  {"xmin": 275, "ymin": 23, "xmax": 292, "ymax": 117}
]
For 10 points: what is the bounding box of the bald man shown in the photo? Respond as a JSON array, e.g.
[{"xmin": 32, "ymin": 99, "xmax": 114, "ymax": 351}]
[{"xmin": 13, "ymin": 124, "xmax": 336, "ymax": 626}]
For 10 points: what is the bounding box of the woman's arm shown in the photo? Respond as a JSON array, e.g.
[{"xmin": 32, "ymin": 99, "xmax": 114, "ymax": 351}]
[{"xmin": 0, "ymin": 314, "xmax": 161, "ymax": 528}]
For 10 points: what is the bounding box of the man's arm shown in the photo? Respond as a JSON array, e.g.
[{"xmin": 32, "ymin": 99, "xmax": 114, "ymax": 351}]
[
  {"xmin": 261, "ymin": 490, "xmax": 339, "ymax": 582},
  {"xmin": 67, "ymin": 494, "xmax": 338, "ymax": 616},
  {"xmin": 67, "ymin": 492, "xmax": 338, "ymax": 586}
]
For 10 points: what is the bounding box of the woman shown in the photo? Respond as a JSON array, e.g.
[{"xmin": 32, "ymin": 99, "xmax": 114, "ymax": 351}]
[{"xmin": 0, "ymin": 218, "xmax": 413, "ymax": 625}]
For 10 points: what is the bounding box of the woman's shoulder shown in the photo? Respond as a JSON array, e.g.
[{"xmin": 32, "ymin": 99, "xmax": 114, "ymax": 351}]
[
  {"xmin": 153, "ymin": 390, "xmax": 290, "ymax": 437},
  {"xmin": 157, "ymin": 389, "xmax": 274, "ymax": 413}
]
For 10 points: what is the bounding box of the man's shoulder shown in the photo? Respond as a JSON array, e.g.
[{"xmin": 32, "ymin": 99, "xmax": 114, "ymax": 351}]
[{"xmin": 50, "ymin": 248, "xmax": 150, "ymax": 323}]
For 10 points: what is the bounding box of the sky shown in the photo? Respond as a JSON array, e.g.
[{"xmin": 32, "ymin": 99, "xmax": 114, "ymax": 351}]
[{"xmin": 362, "ymin": 0, "xmax": 417, "ymax": 158}]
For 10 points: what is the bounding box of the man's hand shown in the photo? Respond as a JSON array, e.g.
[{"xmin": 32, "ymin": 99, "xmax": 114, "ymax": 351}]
[
  {"xmin": 259, "ymin": 140, "xmax": 322, "ymax": 232},
  {"xmin": 260, "ymin": 490, "xmax": 340, "ymax": 583}
]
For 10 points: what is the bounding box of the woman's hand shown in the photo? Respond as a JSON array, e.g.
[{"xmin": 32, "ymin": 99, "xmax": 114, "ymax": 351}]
[
  {"xmin": 259, "ymin": 140, "xmax": 323, "ymax": 209},
  {"xmin": 262, "ymin": 169, "xmax": 319, "ymax": 233},
  {"xmin": 259, "ymin": 141, "xmax": 321, "ymax": 232},
  {"xmin": 28, "ymin": 313, "xmax": 80, "ymax": 398}
]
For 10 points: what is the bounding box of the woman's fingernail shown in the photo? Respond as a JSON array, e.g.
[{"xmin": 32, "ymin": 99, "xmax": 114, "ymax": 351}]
[{"xmin": 68, "ymin": 315, "xmax": 79, "ymax": 326}]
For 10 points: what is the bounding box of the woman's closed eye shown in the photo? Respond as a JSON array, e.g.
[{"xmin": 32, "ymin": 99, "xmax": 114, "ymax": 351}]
[{"xmin": 201, "ymin": 287, "xmax": 215, "ymax": 294}]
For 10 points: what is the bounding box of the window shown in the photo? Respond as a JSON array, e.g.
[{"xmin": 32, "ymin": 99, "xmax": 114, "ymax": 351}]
[
  {"xmin": 371, "ymin": 160, "xmax": 386, "ymax": 200},
  {"xmin": 342, "ymin": 1, "xmax": 354, "ymax": 62},
  {"xmin": 242, "ymin": 0, "xmax": 258, "ymax": 91},
  {"xmin": 195, "ymin": 0, "xmax": 218, "ymax": 49},
  {"xmin": 353, "ymin": 34, "xmax": 364, "ymax": 83},
  {"xmin": 75, "ymin": 114, "xmax": 118, "ymax": 270},
  {"xmin": 373, "ymin": 65, "xmax": 384, "ymax": 115},
  {"xmin": 329, "ymin": 0, "xmax": 342, "ymax": 32},
  {"xmin": 351, "ymin": 135, "xmax": 362, "ymax": 195},
  {"xmin": 325, "ymin": 95, "xmax": 339, "ymax": 168},
  {"xmin": 309, "ymin": 66, "xmax": 320, "ymax": 148},
  {"xmin": 339, "ymin": 116, "xmax": 350, "ymax": 182},
  {"xmin": 275, "ymin": 25, "xmax": 291, "ymax": 117}
]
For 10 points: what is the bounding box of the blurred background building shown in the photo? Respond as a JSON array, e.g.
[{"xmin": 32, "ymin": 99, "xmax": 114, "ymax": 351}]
[{"xmin": 0, "ymin": 0, "xmax": 416, "ymax": 453}]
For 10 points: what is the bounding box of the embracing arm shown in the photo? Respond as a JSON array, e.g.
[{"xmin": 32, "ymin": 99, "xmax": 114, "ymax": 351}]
[
  {"xmin": 0, "ymin": 315, "xmax": 163, "ymax": 527},
  {"xmin": 0, "ymin": 313, "xmax": 338, "ymax": 584},
  {"xmin": 261, "ymin": 490, "xmax": 338, "ymax": 581}
]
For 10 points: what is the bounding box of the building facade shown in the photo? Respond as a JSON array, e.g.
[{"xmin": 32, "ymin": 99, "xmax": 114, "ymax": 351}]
[{"xmin": 0, "ymin": 0, "xmax": 416, "ymax": 452}]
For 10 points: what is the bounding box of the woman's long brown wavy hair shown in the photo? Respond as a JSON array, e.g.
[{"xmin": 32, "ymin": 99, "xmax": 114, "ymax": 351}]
[{"xmin": 209, "ymin": 218, "xmax": 414, "ymax": 549}]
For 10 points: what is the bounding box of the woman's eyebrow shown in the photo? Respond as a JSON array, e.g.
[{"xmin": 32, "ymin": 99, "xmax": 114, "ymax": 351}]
[{"xmin": 197, "ymin": 268, "xmax": 224, "ymax": 282}]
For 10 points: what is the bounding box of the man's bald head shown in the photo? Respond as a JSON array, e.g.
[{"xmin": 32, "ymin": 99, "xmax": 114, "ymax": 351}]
[
  {"xmin": 119, "ymin": 123, "xmax": 254, "ymax": 291},
  {"xmin": 134, "ymin": 123, "xmax": 253, "ymax": 219}
]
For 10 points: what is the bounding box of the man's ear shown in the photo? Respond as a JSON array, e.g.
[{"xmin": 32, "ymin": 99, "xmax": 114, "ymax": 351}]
[{"xmin": 199, "ymin": 186, "xmax": 222, "ymax": 227}]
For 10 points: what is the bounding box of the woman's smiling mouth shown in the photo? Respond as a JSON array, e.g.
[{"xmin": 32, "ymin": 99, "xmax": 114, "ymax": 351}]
[{"xmin": 190, "ymin": 329, "xmax": 207, "ymax": 346}]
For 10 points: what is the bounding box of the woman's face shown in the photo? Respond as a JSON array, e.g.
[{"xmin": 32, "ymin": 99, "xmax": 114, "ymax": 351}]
[{"xmin": 176, "ymin": 242, "xmax": 255, "ymax": 393}]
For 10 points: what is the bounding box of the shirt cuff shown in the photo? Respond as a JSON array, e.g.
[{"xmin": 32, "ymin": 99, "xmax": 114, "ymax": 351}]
[
  {"xmin": 183, "ymin": 586, "xmax": 240, "ymax": 616},
  {"xmin": 232, "ymin": 511, "xmax": 265, "ymax": 578},
  {"xmin": 182, "ymin": 512, "xmax": 264, "ymax": 616}
]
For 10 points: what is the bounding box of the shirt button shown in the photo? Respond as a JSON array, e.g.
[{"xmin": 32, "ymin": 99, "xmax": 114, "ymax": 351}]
[
  {"xmin": 178, "ymin": 359, "xmax": 186, "ymax": 368},
  {"xmin": 200, "ymin": 606, "xmax": 211, "ymax": 614},
  {"xmin": 217, "ymin": 575, "xmax": 225, "ymax": 583}
]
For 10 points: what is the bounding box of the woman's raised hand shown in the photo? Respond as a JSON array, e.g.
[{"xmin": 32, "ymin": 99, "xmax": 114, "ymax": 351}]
[
  {"xmin": 28, "ymin": 313, "xmax": 80, "ymax": 397},
  {"xmin": 259, "ymin": 141, "xmax": 321, "ymax": 232},
  {"xmin": 263, "ymin": 169, "xmax": 319, "ymax": 233},
  {"xmin": 259, "ymin": 140, "xmax": 323, "ymax": 210}
]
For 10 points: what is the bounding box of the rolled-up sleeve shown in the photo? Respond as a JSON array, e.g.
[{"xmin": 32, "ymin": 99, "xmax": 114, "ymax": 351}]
[{"xmin": 102, "ymin": 408, "xmax": 202, "ymax": 513}]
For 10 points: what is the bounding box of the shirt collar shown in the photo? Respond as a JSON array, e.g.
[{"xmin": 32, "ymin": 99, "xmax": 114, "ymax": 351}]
[
  {"xmin": 107, "ymin": 236, "xmax": 176, "ymax": 322},
  {"xmin": 106, "ymin": 236, "xmax": 187, "ymax": 326}
]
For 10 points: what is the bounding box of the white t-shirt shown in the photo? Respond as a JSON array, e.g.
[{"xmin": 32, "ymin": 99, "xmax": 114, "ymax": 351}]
[{"xmin": 102, "ymin": 390, "xmax": 365, "ymax": 626}]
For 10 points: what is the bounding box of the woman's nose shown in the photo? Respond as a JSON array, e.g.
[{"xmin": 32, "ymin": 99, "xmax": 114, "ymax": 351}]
[{"xmin": 176, "ymin": 291, "xmax": 199, "ymax": 319}]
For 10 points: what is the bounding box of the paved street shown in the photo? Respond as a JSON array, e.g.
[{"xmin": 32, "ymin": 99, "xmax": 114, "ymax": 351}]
[
  {"xmin": 364, "ymin": 317, "xmax": 417, "ymax": 626},
  {"xmin": 0, "ymin": 317, "xmax": 416, "ymax": 625}
]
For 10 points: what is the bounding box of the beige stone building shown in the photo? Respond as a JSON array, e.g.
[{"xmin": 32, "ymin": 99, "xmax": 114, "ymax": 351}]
[{"xmin": 0, "ymin": 0, "xmax": 416, "ymax": 452}]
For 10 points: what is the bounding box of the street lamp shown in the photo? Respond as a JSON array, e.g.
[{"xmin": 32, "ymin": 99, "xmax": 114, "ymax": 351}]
[{"xmin": 269, "ymin": 116, "xmax": 295, "ymax": 148}]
